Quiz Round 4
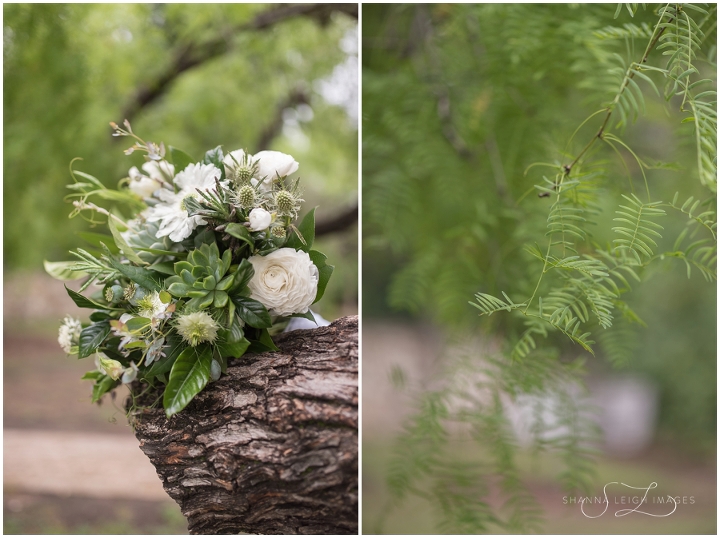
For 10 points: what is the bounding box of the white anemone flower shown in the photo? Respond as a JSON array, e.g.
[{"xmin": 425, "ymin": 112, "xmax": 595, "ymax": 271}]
[{"xmin": 146, "ymin": 163, "xmax": 222, "ymax": 242}]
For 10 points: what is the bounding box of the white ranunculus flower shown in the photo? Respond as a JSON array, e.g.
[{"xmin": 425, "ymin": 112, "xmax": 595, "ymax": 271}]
[
  {"xmin": 248, "ymin": 207, "xmax": 272, "ymax": 231},
  {"xmin": 146, "ymin": 162, "xmax": 222, "ymax": 242},
  {"xmin": 248, "ymin": 248, "xmax": 319, "ymax": 317}
]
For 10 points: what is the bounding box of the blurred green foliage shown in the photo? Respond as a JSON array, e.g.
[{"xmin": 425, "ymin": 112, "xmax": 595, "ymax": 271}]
[
  {"xmin": 4, "ymin": 3, "xmax": 357, "ymax": 318},
  {"xmin": 363, "ymin": 0, "xmax": 715, "ymax": 481}
]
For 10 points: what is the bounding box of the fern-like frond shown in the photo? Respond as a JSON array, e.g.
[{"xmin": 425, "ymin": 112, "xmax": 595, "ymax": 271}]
[
  {"xmin": 612, "ymin": 193, "xmax": 666, "ymax": 263},
  {"xmin": 470, "ymin": 291, "xmax": 527, "ymax": 316}
]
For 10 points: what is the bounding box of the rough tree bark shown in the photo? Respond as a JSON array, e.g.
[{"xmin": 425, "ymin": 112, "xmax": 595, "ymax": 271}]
[{"xmin": 125, "ymin": 316, "xmax": 358, "ymax": 535}]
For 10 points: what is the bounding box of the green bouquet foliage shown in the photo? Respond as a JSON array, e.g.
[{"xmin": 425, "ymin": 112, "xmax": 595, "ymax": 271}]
[{"xmin": 48, "ymin": 121, "xmax": 333, "ymax": 417}]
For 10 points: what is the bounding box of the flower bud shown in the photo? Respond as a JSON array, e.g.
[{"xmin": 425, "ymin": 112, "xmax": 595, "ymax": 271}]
[
  {"xmin": 98, "ymin": 355, "xmax": 124, "ymax": 380},
  {"xmin": 248, "ymin": 207, "xmax": 272, "ymax": 232},
  {"xmin": 105, "ymin": 285, "xmax": 124, "ymax": 304}
]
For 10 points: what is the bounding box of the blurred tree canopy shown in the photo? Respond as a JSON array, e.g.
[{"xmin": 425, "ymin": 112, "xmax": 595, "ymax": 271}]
[
  {"xmin": 363, "ymin": 2, "xmax": 715, "ymax": 467},
  {"xmin": 4, "ymin": 3, "xmax": 358, "ymax": 316}
]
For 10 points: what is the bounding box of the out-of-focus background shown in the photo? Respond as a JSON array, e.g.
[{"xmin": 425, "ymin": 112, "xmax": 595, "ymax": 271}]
[
  {"xmin": 4, "ymin": 4, "xmax": 357, "ymax": 534},
  {"xmin": 362, "ymin": 4, "xmax": 716, "ymax": 534}
]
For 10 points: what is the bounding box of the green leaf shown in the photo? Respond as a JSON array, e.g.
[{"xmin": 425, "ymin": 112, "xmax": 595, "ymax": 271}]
[
  {"xmin": 290, "ymin": 310, "xmax": 317, "ymax": 323},
  {"xmin": 285, "ymin": 207, "xmax": 316, "ymax": 252},
  {"xmin": 163, "ymin": 345, "xmax": 213, "ymax": 417},
  {"xmin": 225, "ymin": 223, "xmax": 255, "ymax": 248},
  {"xmin": 44, "ymin": 260, "xmax": 87, "ymax": 281},
  {"xmin": 65, "ymin": 285, "xmax": 109, "ymax": 310},
  {"xmin": 91, "ymin": 375, "xmax": 119, "ymax": 403},
  {"xmin": 149, "ymin": 261, "xmax": 176, "ymax": 276},
  {"xmin": 89, "ymin": 311, "xmax": 112, "ymax": 322},
  {"xmin": 81, "ymin": 370, "xmax": 104, "ymax": 381},
  {"xmin": 107, "ymin": 217, "xmax": 147, "ymax": 265},
  {"xmin": 247, "ymin": 328, "xmax": 280, "ymax": 353},
  {"xmin": 217, "ymin": 315, "xmax": 250, "ymax": 358},
  {"xmin": 309, "ymin": 250, "xmax": 334, "ymax": 304},
  {"xmin": 203, "ymin": 146, "xmax": 225, "ymax": 179},
  {"xmin": 232, "ymin": 296, "xmax": 272, "ymax": 328},
  {"xmin": 168, "ymin": 146, "xmax": 196, "ymax": 172},
  {"xmin": 125, "ymin": 317, "xmax": 151, "ymax": 332},
  {"xmin": 78, "ymin": 321, "xmax": 111, "ymax": 358},
  {"xmin": 105, "ymin": 257, "xmax": 163, "ymax": 291},
  {"xmin": 231, "ymin": 259, "xmax": 255, "ymax": 293},
  {"xmin": 76, "ymin": 232, "xmax": 120, "ymax": 254}
]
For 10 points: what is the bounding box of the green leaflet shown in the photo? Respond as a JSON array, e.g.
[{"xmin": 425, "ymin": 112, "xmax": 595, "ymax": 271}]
[
  {"xmin": 309, "ymin": 250, "xmax": 334, "ymax": 304},
  {"xmin": 65, "ymin": 285, "xmax": 110, "ymax": 310},
  {"xmin": 285, "ymin": 207, "xmax": 316, "ymax": 252},
  {"xmin": 163, "ymin": 345, "xmax": 213, "ymax": 418},
  {"xmin": 225, "ymin": 223, "xmax": 254, "ymax": 248},
  {"xmin": 203, "ymin": 146, "xmax": 226, "ymax": 180},
  {"xmin": 91, "ymin": 375, "xmax": 119, "ymax": 403},
  {"xmin": 107, "ymin": 217, "xmax": 146, "ymax": 265},
  {"xmin": 105, "ymin": 257, "xmax": 163, "ymax": 291},
  {"xmin": 168, "ymin": 146, "xmax": 196, "ymax": 172},
  {"xmin": 44, "ymin": 260, "xmax": 87, "ymax": 281}
]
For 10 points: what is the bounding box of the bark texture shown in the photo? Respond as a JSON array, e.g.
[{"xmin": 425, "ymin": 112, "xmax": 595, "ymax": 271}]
[{"xmin": 126, "ymin": 316, "xmax": 358, "ymax": 535}]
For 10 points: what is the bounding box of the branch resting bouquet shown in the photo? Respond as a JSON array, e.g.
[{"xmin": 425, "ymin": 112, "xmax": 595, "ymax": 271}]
[{"xmin": 47, "ymin": 121, "xmax": 334, "ymax": 417}]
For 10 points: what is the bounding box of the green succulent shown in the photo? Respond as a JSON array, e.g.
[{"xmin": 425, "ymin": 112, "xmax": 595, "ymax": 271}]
[
  {"xmin": 166, "ymin": 242, "xmax": 235, "ymax": 311},
  {"xmin": 125, "ymin": 220, "xmax": 181, "ymax": 264}
]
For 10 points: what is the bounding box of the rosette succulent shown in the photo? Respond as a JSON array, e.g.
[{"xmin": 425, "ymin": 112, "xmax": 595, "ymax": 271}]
[{"xmin": 166, "ymin": 242, "xmax": 235, "ymax": 310}]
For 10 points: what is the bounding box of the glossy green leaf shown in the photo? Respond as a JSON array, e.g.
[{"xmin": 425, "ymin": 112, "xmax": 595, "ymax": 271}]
[
  {"xmin": 203, "ymin": 146, "xmax": 225, "ymax": 179},
  {"xmin": 78, "ymin": 321, "xmax": 111, "ymax": 358},
  {"xmin": 285, "ymin": 207, "xmax": 316, "ymax": 252},
  {"xmin": 163, "ymin": 345, "xmax": 213, "ymax": 417},
  {"xmin": 91, "ymin": 375, "xmax": 119, "ymax": 403},
  {"xmin": 225, "ymin": 223, "xmax": 254, "ymax": 248},
  {"xmin": 105, "ymin": 257, "xmax": 163, "ymax": 291},
  {"xmin": 309, "ymin": 250, "xmax": 334, "ymax": 304},
  {"xmin": 232, "ymin": 296, "xmax": 272, "ymax": 328},
  {"xmin": 65, "ymin": 285, "xmax": 108, "ymax": 310}
]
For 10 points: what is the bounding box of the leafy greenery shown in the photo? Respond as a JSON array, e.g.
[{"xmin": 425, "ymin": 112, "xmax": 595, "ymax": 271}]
[
  {"xmin": 364, "ymin": 3, "xmax": 715, "ymax": 533},
  {"xmin": 4, "ymin": 4, "xmax": 357, "ymax": 320}
]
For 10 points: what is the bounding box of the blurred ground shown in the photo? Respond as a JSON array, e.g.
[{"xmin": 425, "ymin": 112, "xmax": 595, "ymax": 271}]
[
  {"xmin": 362, "ymin": 320, "xmax": 717, "ymax": 534},
  {"xmin": 3, "ymin": 272, "xmax": 188, "ymax": 535}
]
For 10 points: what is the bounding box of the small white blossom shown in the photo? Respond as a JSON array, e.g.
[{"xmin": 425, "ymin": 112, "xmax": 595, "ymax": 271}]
[
  {"xmin": 137, "ymin": 290, "xmax": 169, "ymax": 321},
  {"xmin": 248, "ymin": 248, "xmax": 319, "ymax": 316},
  {"xmin": 248, "ymin": 207, "xmax": 273, "ymax": 231},
  {"xmin": 121, "ymin": 362, "xmax": 139, "ymax": 384},
  {"xmin": 176, "ymin": 311, "xmax": 220, "ymax": 347},
  {"xmin": 58, "ymin": 316, "xmax": 83, "ymax": 354}
]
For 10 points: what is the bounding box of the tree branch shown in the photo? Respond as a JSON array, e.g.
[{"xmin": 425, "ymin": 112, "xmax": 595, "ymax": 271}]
[
  {"xmin": 254, "ymin": 87, "xmax": 310, "ymax": 152},
  {"xmin": 315, "ymin": 202, "xmax": 358, "ymax": 236},
  {"xmin": 122, "ymin": 3, "xmax": 358, "ymax": 121},
  {"xmin": 127, "ymin": 315, "xmax": 358, "ymax": 535}
]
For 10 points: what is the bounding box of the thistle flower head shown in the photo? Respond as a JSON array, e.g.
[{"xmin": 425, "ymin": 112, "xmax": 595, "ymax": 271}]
[
  {"xmin": 237, "ymin": 184, "xmax": 256, "ymax": 209},
  {"xmin": 275, "ymin": 190, "xmax": 301, "ymax": 217},
  {"xmin": 175, "ymin": 311, "xmax": 220, "ymax": 347}
]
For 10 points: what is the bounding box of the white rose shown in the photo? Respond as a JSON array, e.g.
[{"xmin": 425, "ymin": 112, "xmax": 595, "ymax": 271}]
[
  {"xmin": 248, "ymin": 248, "xmax": 319, "ymax": 316},
  {"xmin": 223, "ymin": 149, "xmax": 299, "ymax": 186},
  {"xmin": 248, "ymin": 207, "xmax": 272, "ymax": 232},
  {"xmin": 253, "ymin": 150, "xmax": 299, "ymax": 182}
]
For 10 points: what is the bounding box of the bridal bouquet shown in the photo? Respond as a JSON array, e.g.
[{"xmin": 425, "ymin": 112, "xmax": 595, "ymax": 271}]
[{"xmin": 47, "ymin": 121, "xmax": 333, "ymax": 417}]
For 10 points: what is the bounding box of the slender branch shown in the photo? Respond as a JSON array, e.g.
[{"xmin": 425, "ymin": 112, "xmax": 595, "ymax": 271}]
[
  {"xmin": 564, "ymin": 4, "xmax": 675, "ymax": 177},
  {"xmin": 254, "ymin": 88, "xmax": 310, "ymax": 152},
  {"xmin": 315, "ymin": 202, "xmax": 358, "ymax": 236},
  {"xmin": 122, "ymin": 4, "xmax": 358, "ymax": 120}
]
